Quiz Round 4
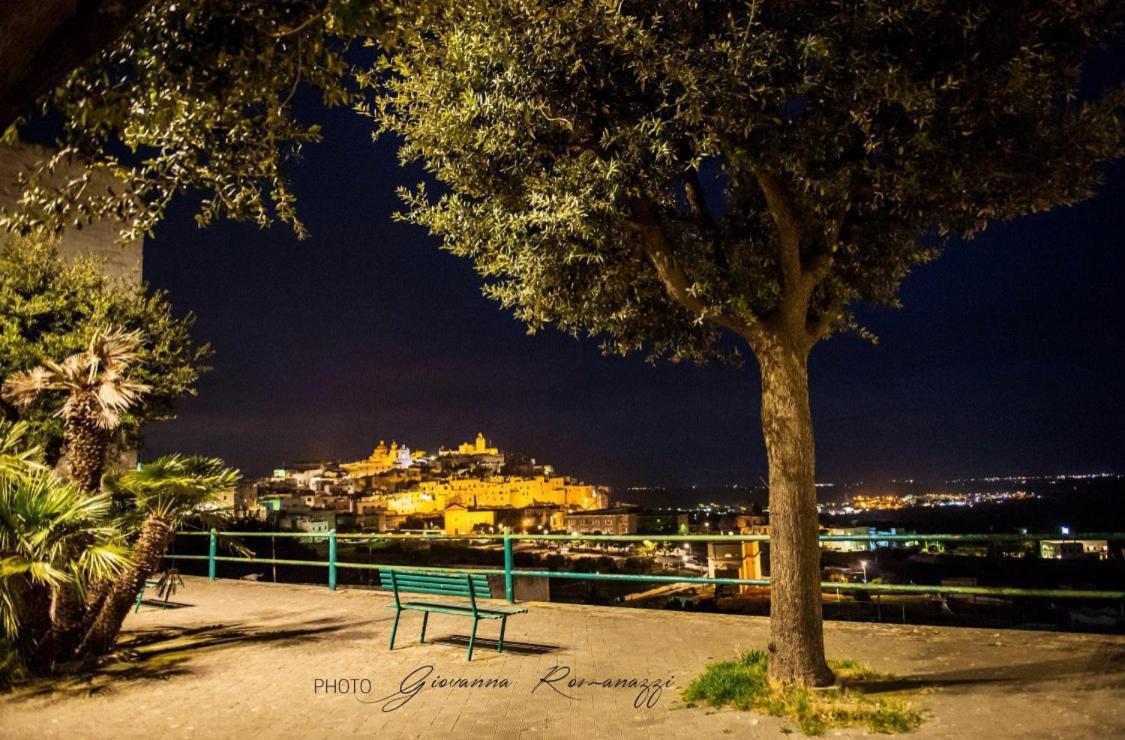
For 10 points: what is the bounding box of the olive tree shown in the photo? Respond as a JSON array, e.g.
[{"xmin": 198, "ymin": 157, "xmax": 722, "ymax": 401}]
[
  {"xmin": 1, "ymin": 0, "xmax": 396, "ymax": 242},
  {"xmin": 377, "ymin": 0, "xmax": 1124, "ymax": 683}
]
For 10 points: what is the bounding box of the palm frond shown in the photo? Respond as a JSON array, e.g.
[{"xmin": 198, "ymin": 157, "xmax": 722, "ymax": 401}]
[
  {"xmin": 87, "ymin": 328, "xmax": 144, "ymax": 374},
  {"xmin": 214, "ymin": 530, "xmax": 253, "ymax": 559},
  {"xmin": 0, "ymin": 469, "xmax": 119, "ymax": 588},
  {"xmin": 95, "ymin": 379, "xmax": 151, "ymax": 429},
  {"xmin": 2, "ymin": 325, "xmax": 150, "ymax": 433},
  {"xmin": 0, "ymin": 428, "xmax": 132, "ymax": 666},
  {"xmin": 105, "ymin": 455, "xmax": 241, "ymax": 527},
  {"xmin": 0, "ymin": 583, "xmax": 22, "ymax": 639},
  {"xmin": 0, "ymin": 421, "xmax": 46, "ymax": 480},
  {"xmin": 74, "ymin": 543, "xmax": 132, "ymax": 586},
  {"xmin": 154, "ymin": 568, "xmax": 185, "ymax": 602},
  {"xmin": 52, "ymin": 354, "xmax": 88, "ymax": 387},
  {"xmin": 1, "ymin": 366, "xmax": 59, "ymax": 407}
]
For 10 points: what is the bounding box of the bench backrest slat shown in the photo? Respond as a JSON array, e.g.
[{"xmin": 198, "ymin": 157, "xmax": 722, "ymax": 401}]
[{"xmin": 379, "ymin": 569, "xmax": 492, "ymax": 600}]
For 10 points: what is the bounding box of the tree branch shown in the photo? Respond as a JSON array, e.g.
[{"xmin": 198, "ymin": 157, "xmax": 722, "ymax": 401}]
[
  {"xmin": 753, "ymin": 167, "xmax": 851, "ymax": 349},
  {"xmin": 800, "ymin": 170, "xmax": 865, "ymax": 340},
  {"xmin": 627, "ymin": 197, "xmax": 765, "ymax": 349},
  {"xmin": 805, "ymin": 250, "xmax": 833, "ymax": 285},
  {"xmin": 809, "ymin": 165, "xmax": 864, "ymax": 286},
  {"xmin": 681, "ymin": 166, "xmax": 735, "ymax": 276},
  {"xmin": 807, "ymin": 294, "xmax": 847, "ymax": 342},
  {"xmin": 681, "ymin": 168, "xmax": 715, "ymax": 232},
  {"xmin": 753, "ymin": 167, "xmax": 803, "ymax": 297},
  {"xmin": 267, "ymin": 3, "xmax": 329, "ymax": 38}
]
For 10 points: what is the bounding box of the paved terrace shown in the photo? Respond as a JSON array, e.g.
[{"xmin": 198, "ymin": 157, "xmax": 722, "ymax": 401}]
[{"xmin": 3, "ymin": 577, "xmax": 1124, "ymax": 739}]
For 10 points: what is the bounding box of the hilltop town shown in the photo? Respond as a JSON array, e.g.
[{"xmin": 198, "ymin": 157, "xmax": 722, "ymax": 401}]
[{"xmin": 235, "ymin": 433, "xmax": 616, "ymax": 535}]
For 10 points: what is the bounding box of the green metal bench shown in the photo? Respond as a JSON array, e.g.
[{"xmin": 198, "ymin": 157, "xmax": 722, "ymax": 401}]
[
  {"xmin": 380, "ymin": 569, "xmax": 527, "ymax": 661},
  {"xmin": 133, "ymin": 577, "xmax": 169, "ymax": 613}
]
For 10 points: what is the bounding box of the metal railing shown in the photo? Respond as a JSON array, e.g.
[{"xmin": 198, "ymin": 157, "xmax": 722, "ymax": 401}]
[{"xmin": 166, "ymin": 530, "xmax": 1125, "ymax": 604}]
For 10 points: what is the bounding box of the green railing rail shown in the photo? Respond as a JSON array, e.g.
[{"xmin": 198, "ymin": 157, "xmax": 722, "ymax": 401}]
[{"xmin": 167, "ymin": 530, "xmax": 1125, "ymax": 605}]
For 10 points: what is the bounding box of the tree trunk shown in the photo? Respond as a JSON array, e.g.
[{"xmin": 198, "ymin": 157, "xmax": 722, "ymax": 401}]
[
  {"xmin": 757, "ymin": 333, "xmax": 834, "ymax": 686},
  {"xmin": 79, "ymin": 577, "xmax": 113, "ymax": 634},
  {"xmin": 76, "ymin": 515, "xmax": 172, "ymax": 658},
  {"xmin": 62, "ymin": 398, "xmax": 109, "ymax": 492},
  {"xmin": 14, "ymin": 580, "xmax": 53, "ymax": 675},
  {"xmin": 42, "ymin": 578, "xmax": 88, "ymax": 662},
  {"xmin": 26, "ymin": 531, "xmax": 93, "ymax": 667}
]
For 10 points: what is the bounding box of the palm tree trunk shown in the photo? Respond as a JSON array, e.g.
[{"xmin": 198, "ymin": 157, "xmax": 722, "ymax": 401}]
[
  {"xmin": 79, "ymin": 578, "xmax": 112, "ymax": 634},
  {"xmin": 63, "ymin": 398, "xmax": 109, "ymax": 492},
  {"xmin": 15, "ymin": 581, "xmax": 53, "ymax": 674},
  {"xmin": 76, "ymin": 515, "xmax": 172, "ymax": 658},
  {"xmin": 29, "ymin": 531, "xmax": 93, "ymax": 666},
  {"xmin": 43, "ymin": 581, "xmax": 88, "ymax": 660}
]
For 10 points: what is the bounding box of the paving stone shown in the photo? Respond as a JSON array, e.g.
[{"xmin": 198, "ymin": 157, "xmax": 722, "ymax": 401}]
[{"xmin": 1, "ymin": 576, "xmax": 1122, "ymax": 738}]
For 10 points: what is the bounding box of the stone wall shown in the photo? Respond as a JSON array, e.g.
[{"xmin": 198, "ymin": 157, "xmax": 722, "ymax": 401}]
[{"xmin": 0, "ymin": 143, "xmax": 142, "ymax": 285}]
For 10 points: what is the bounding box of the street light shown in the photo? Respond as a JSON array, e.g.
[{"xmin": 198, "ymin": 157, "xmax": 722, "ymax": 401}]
[{"xmin": 859, "ymin": 560, "xmax": 869, "ymax": 583}]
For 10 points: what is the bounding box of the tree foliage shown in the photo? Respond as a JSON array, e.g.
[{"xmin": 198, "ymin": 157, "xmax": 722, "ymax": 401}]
[
  {"xmin": 0, "ymin": 420, "xmax": 129, "ymax": 683},
  {"xmin": 78, "ymin": 454, "xmax": 240, "ymax": 658},
  {"xmin": 0, "ymin": 0, "xmax": 403, "ymax": 242},
  {"xmin": 0, "ymin": 234, "xmax": 210, "ymax": 460},
  {"xmin": 3, "ymin": 327, "xmax": 152, "ymax": 492},
  {"xmin": 377, "ymin": 0, "xmax": 1124, "ymax": 359},
  {"xmin": 0, "ymin": 429, "xmax": 239, "ymax": 680},
  {"xmin": 104, "ymin": 454, "xmax": 240, "ymax": 529},
  {"xmin": 374, "ymin": 0, "xmax": 1123, "ymax": 684}
]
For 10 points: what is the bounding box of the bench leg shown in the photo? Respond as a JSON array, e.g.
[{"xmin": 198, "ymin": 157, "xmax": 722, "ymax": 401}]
[
  {"xmin": 389, "ymin": 608, "xmax": 401, "ymax": 650},
  {"xmin": 466, "ymin": 617, "xmax": 479, "ymax": 661},
  {"xmin": 134, "ymin": 584, "xmax": 146, "ymax": 613},
  {"xmin": 419, "ymin": 611, "xmax": 429, "ymax": 644},
  {"xmin": 497, "ymin": 616, "xmax": 507, "ymax": 654}
]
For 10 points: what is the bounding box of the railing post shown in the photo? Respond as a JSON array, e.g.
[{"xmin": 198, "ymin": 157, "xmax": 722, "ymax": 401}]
[
  {"xmin": 208, "ymin": 528, "xmax": 217, "ymax": 581},
  {"xmin": 503, "ymin": 530, "xmax": 514, "ymax": 603},
  {"xmin": 328, "ymin": 529, "xmax": 337, "ymax": 591}
]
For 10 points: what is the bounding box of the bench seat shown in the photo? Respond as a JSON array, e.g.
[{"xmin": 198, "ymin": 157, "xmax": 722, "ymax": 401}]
[
  {"xmin": 391, "ymin": 600, "xmax": 528, "ymax": 618},
  {"xmin": 380, "ymin": 568, "xmax": 528, "ymax": 660}
]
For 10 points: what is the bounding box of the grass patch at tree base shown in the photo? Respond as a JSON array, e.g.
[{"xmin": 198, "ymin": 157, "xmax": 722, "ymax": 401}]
[{"xmin": 682, "ymin": 650, "xmax": 923, "ymax": 735}]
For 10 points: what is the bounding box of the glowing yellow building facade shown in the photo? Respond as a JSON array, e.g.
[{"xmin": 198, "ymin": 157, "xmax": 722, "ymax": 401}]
[
  {"xmin": 426, "ymin": 476, "xmax": 602, "ymax": 511},
  {"xmin": 443, "ymin": 503, "xmax": 570, "ymax": 535},
  {"xmin": 342, "ymin": 433, "xmax": 606, "ymax": 533},
  {"xmin": 342, "ymin": 441, "xmax": 425, "ymax": 477},
  {"xmin": 442, "ymin": 432, "xmax": 499, "ymax": 456},
  {"xmin": 444, "ymin": 505, "xmax": 497, "ymax": 535},
  {"xmin": 367, "ymin": 475, "xmax": 606, "ymax": 517}
]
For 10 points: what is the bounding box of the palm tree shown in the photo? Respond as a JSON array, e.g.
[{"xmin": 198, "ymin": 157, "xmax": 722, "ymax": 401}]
[
  {"xmin": 77, "ymin": 455, "xmax": 239, "ymax": 658},
  {"xmin": 2, "ymin": 328, "xmax": 150, "ymax": 492},
  {"xmin": 0, "ymin": 421, "xmax": 128, "ymax": 679}
]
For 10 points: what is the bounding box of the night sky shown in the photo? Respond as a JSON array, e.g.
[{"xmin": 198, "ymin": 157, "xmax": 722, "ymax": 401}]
[{"xmin": 142, "ymin": 50, "xmax": 1125, "ymax": 489}]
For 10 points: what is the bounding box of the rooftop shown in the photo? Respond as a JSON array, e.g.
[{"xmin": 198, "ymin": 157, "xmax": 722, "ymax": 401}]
[{"xmin": 2, "ymin": 577, "xmax": 1123, "ymax": 738}]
